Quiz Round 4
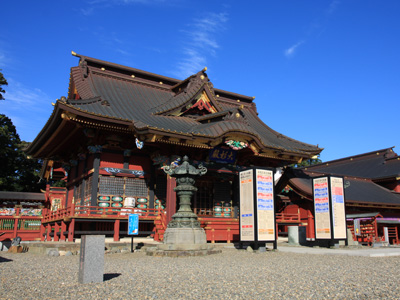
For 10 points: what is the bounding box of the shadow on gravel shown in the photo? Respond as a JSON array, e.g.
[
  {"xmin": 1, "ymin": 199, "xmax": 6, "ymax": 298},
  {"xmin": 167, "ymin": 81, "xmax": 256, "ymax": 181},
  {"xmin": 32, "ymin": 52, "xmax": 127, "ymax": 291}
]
[
  {"xmin": 104, "ymin": 273, "xmax": 121, "ymax": 281},
  {"xmin": 0, "ymin": 256, "xmax": 13, "ymax": 263}
]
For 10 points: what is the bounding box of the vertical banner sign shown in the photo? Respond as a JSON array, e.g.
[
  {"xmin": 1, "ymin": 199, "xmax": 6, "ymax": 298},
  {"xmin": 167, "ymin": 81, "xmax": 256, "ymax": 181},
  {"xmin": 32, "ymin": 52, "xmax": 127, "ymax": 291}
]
[
  {"xmin": 330, "ymin": 177, "xmax": 346, "ymax": 239},
  {"xmin": 239, "ymin": 169, "xmax": 255, "ymax": 241},
  {"xmin": 313, "ymin": 177, "xmax": 331, "ymax": 239},
  {"xmin": 128, "ymin": 214, "xmax": 139, "ymax": 235},
  {"xmin": 256, "ymin": 169, "xmax": 275, "ymax": 241}
]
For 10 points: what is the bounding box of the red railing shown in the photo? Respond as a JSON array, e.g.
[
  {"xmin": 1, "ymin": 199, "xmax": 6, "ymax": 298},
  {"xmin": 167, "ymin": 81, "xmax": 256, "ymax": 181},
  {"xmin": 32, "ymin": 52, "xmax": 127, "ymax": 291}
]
[
  {"xmin": 276, "ymin": 213, "xmax": 301, "ymax": 223},
  {"xmin": 0, "ymin": 208, "xmax": 42, "ymax": 241},
  {"xmin": 42, "ymin": 205, "xmax": 164, "ymax": 222}
]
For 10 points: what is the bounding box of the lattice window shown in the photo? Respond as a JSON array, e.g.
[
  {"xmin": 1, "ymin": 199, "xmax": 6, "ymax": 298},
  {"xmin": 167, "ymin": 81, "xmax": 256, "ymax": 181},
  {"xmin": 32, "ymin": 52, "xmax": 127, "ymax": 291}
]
[
  {"xmin": 84, "ymin": 176, "xmax": 93, "ymax": 198},
  {"xmin": 125, "ymin": 178, "xmax": 148, "ymax": 197},
  {"xmin": 195, "ymin": 180, "xmax": 214, "ymax": 210},
  {"xmin": 99, "ymin": 176, "xmax": 125, "ymax": 196},
  {"xmin": 75, "ymin": 183, "xmax": 82, "ymax": 203}
]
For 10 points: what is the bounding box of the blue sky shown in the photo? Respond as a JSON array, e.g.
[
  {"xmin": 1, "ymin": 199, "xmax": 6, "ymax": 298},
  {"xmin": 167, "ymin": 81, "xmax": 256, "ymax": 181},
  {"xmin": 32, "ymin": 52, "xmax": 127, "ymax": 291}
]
[{"xmin": 1, "ymin": 0, "xmax": 399, "ymax": 162}]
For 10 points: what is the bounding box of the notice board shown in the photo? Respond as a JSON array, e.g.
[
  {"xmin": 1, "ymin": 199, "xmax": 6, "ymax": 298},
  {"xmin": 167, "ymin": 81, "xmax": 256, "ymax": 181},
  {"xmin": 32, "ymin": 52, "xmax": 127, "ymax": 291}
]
[
  {"xmin": 239, "ymin": 168, "xmax": 276, "ymax": 242},
  {"xmin": 313, "ymin": 176, "xmax": 346, "ymax": 241}
]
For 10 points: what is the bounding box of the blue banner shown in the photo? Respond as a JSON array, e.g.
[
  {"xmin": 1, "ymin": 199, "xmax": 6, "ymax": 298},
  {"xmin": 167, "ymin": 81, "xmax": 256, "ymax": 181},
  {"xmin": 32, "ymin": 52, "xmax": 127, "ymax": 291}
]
[{"xmin": 128, "ymin": 214, "xmax": 139, "ymax": 235}]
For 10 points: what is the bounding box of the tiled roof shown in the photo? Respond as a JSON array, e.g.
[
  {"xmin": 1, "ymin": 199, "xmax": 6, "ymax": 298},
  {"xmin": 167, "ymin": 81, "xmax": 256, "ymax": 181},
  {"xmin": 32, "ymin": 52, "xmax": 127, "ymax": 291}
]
[
  {"xmin": 61, "ymin": 54, "xmax": 322, "ymax": 156},
  {"xmin": 302, "ymin": 148, "xmax": 400, "ymax": 179},
  {"xmin": 288, "ymin": 172, "xmax": 400, "ymax": 206}
]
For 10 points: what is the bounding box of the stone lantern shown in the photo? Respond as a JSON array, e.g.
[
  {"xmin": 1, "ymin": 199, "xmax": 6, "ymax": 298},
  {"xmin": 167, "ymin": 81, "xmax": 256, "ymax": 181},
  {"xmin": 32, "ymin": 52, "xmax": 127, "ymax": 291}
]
[{"xmin": 147, "ymin": 156, "xmax": 220, "ymax": 256}]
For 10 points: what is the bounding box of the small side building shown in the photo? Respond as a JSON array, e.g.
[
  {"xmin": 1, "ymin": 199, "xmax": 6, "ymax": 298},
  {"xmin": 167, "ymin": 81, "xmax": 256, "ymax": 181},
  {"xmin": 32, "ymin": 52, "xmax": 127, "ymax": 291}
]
[{"xmin": 278, "ymin": 147, "xmax": 400, "ymax": 245}]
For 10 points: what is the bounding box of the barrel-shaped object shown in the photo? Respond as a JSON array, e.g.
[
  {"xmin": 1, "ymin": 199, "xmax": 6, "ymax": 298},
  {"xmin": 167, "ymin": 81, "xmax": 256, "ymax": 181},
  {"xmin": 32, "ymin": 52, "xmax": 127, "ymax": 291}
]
[
  {"xmin": 214, "ymin": 212, "xmax": 222, "ymax": 217},
  {"xmin": 155, "ymin": 205, "xmax": 165, "ymax": 209},
  {"xmin": 223, "ymin": 202, "xmax": 232, "ymax": 207},
  {"xmin": 137, "ymin": 204, "xmax": 147, "ymax": 209},
  {"xmin": 112, "ymin": 196, "xmax": 123, "ymax": 202},
  {"xmin": 112, "ymin": 202, "xmax": 123, "ymax": 207},
  {"xmin": 98, "ymin": 196, "xmax": 110, "ymax": 201},
  {"xmin": 98, "ymin": 202, "xmax": 110, "ymax": 207}
]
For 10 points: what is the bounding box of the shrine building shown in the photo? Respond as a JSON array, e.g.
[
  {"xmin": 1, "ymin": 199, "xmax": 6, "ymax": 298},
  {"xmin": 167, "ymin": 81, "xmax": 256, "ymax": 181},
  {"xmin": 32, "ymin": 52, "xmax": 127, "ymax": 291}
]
[{"xmin": 25, "ymin": 52, "xmax": 322, "ymax": 242}]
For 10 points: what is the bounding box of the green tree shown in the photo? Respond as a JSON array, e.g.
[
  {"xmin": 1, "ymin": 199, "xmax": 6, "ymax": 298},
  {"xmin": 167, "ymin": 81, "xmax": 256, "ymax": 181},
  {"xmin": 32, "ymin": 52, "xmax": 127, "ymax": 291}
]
[
  {"xmin": 0, "ymin": 70, "xmax": 8, "ymax": 100},
  {"xmin": 0, "ymin": 114, "xmax": 45, "ymax": 192}
]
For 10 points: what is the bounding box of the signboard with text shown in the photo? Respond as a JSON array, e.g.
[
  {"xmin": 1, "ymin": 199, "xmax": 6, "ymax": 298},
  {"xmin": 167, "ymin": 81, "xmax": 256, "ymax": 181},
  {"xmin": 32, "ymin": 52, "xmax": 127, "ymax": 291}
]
[
  {"xmin": 239, "ymin": 169, "xmax": 255, "ymax": 241},
  {"xmin": 313, "ymin": 176, "xmax": 346, "ymax": 241},
  {"xmin": 239, "ymin": 168, "xmax": 276, "ymax": 243},
  {"xmin": 128, "ymin": 214, "xmax": 139, "ymax": 235},
  {"xmin": 313, "ymin": 177, "xmax": 331, "ymax": 239}
]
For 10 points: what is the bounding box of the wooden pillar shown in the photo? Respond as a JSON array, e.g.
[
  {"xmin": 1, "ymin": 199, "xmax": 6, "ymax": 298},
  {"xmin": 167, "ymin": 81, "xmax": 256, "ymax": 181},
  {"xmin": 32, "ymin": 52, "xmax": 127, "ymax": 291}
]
[
  {"xmin": 148, "ymin": 164, "xmax": 155, "ymax": 209},
  {"xmin": 91, "ymin": 153, "xmax": 101, "ymax": 207},
  {"xmin": 114, "ymin": 219, "xmax": 120, "ymax": 241},
  {"xmin": 60, "ymin": 221, "xmax": 67, "ymax": 241},
  {"xmin": 68, "ymin": 219, "xmax": 75, "ymax": 242},
  {"xmin": 166, "ymin": 175, "xmax": 177, "ymax": 224},
  {"xmin": 308, "ymin": 211, "xmax": 315, "ymax": 239},
  {"xmin": 40, "ymin": 223, "xmax": 46, "ymax": 241},
  {"xmin": 54, "ymin": 222, "xmax": 60, "ymax": 241},
  {"xmin": 46, "ymin": 223, "xmax": 52, "ymax": 241},
  {"xmin": 12, "ymin": 206, "xmax": 21, "ymax": 239}
]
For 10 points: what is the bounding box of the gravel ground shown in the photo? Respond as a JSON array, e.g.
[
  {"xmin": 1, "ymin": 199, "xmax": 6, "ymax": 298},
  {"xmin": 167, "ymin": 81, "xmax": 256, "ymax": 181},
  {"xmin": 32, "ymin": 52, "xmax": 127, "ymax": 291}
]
[{"xmin": 1, "ymin": 248, "xmax": 400, "ymax": 300}]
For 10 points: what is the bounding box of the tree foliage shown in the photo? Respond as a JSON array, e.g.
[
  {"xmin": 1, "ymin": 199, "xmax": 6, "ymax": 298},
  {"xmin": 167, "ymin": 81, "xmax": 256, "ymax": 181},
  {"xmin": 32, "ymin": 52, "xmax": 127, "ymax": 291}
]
[
  {"xmin": 0, "ymin": 114, "xmax": 45, "ymax": 192},
  {"xmin": 0, "ymin": 70, "xmax": 8, "ymax": 100}
]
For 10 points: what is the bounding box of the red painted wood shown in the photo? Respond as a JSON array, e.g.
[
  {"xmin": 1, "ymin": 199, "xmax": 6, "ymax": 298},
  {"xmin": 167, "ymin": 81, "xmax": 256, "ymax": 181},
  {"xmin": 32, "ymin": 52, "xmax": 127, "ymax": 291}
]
[
  {"xmin": 166, "ymin": 176, "xmax": 177, "ymax": 224},
  {"xmin": 60, "ymin": 221, "xmax": 67, "ymax": 241},
  {"xmin": 68, "ymin": 219, "xmax": 75, "ymax": 242},
  {"xmin": 54, "ymin": 223, "xmax": 60, "ymax": 241},
  {"xmin": 114, "ymin": 219, "xmax": 120, "ymax": 241},
  {"xmin": 46, "ymin": 224, "xmax": 51, "ymax": 241}
]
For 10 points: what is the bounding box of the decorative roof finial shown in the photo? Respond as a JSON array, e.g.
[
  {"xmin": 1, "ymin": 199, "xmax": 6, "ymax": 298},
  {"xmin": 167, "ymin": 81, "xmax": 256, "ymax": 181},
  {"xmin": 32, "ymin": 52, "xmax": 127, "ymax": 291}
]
[{"xmin": 71, "ymin": 51, "xmax": 77, "ymax": 56}]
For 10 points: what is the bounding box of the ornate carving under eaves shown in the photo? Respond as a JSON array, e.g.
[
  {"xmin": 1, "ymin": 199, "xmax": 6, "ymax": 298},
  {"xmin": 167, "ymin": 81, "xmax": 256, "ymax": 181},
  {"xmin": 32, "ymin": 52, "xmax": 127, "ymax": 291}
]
[
  {"xmin": 87, "ymin": 145, "xmax": 102, "ymax": 153},
  {"xmin": 223, "ymin": 109, "xmax": 249, "ymax": 126}
]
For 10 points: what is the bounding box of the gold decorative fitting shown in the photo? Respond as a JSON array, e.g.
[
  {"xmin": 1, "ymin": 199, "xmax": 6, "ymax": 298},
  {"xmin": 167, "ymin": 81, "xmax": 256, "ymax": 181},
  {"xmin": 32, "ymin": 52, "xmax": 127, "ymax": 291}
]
[
  {"xmin": 71, "ymin": 51, "xmax": 77, "ymax": 56},
  {"xmin": 131, "ymin": 75, "xmax": 135, "ymax": 78},
  {"xmin": 200, "ymin": 75, "xmax": 205, "ymax": 80},
  {"xmin": 252, "ymin": 96, "xmax": 255, "ymax": 99},
  {"xmin": 237, "ymin": 100, "xmax": 240, "ymax": 102},
  {"xmin": 216, "ymin": 94, "xmax": 219, "ymax": 97},
  {"xmin": 101, "ymin": 67, "xmax": 105, "ymax": 71},
  {"xmin": 51, "ymin": 102, "xmax": 55, "ymax": 106},
  {"xmin": 203, "ymin": 67, "xmax": 207, "ymax": 71},
  {"xmin": 377, "ymin": 152, "xmax": 379, "ymax": 155},
  {"xmin": 159, "ymin": 81, "xmax": 163, "ymax": 85}
]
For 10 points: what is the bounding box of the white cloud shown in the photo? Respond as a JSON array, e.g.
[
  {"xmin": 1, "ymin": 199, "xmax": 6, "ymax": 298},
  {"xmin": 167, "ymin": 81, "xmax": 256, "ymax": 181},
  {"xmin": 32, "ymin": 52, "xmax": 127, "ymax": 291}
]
[
  {"xmin": 172, "ymin": 12, "xmax": 229, "ymax": 79},
  {"xmin": 0, "ymin": 78, "xmax": 53, "ymax": 141},
  {"xmin": 327, "ymin": 0, "xmax": 340, "ymax": 14},
  {"xmin": 284, "ymin": 41, "xmax": 305, "ymax": 58}
]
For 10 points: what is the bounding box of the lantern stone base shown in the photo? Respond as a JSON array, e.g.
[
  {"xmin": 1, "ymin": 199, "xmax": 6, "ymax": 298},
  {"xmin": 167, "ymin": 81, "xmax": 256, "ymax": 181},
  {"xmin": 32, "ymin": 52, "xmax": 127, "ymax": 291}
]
[
  {"xmin": 163, "ymin": 227, "xmax": 207, "ymax": 245},
  {"xmin": 146, "ymin": 228, "xmax": 221, "ymax": 257}
]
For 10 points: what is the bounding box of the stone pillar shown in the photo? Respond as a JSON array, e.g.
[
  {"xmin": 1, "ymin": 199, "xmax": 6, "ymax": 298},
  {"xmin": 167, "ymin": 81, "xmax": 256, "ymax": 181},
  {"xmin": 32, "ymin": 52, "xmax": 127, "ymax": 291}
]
[{"xmin": 78, "ymin": 235, "xmax": 105, "ymax": 284}]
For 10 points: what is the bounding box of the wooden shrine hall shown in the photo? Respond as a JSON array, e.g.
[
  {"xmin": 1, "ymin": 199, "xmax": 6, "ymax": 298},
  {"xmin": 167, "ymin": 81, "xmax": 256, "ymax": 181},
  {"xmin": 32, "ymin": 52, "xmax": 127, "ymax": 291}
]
[{"xmin": 25, "ymin": 52, "xmax": 322, "ymax": 243}]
